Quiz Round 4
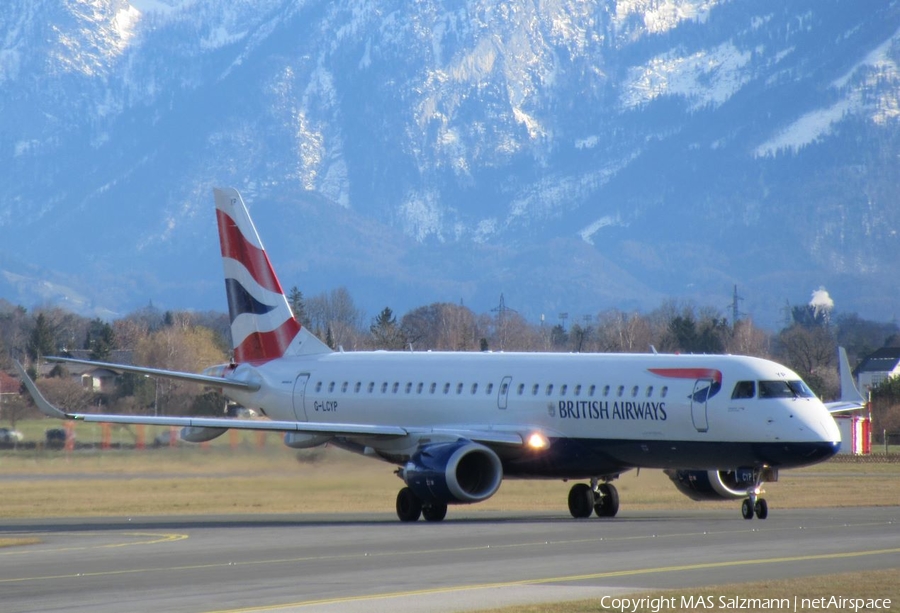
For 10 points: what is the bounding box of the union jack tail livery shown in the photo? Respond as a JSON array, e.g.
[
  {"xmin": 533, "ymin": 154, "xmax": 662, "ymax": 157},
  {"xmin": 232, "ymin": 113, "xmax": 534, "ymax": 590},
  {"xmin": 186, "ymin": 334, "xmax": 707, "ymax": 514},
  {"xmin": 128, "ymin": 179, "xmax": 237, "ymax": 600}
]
[{"xmin": 214, "ymin": 188, "xmax": 331, "ymax": 362}]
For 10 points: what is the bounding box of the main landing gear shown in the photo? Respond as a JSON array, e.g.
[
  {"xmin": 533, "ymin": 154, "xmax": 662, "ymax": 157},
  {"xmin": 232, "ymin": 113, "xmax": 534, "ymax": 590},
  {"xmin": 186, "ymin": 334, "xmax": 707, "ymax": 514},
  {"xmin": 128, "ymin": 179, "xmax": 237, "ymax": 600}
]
[
  {"xmin": 395, "ymin": 487, "xmax": 448, "ymax": 522},
  {"xmin": 567, "ymin": 478, "xmax": 619, "ymax": 518}
]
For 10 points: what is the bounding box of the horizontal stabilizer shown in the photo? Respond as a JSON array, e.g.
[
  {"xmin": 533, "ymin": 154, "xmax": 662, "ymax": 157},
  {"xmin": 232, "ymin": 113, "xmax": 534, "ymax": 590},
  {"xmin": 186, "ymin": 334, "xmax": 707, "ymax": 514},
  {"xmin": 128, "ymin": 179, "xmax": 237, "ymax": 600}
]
[
  {"xmin": 17, "ymin": 361, "xmax": 406, "ymax": 438},
  {"xmin": 46, "ymin": 357, "xmax": 259, "ymax": 392}
]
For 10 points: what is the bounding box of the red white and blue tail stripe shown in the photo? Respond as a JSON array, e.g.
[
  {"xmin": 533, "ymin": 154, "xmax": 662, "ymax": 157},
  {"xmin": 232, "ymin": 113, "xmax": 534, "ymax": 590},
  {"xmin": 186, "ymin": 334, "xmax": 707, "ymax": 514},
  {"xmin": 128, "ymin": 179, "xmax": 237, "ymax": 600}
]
[{"xmin": 214, "ymin": 188, "xmax": 332, "ymax": 362}]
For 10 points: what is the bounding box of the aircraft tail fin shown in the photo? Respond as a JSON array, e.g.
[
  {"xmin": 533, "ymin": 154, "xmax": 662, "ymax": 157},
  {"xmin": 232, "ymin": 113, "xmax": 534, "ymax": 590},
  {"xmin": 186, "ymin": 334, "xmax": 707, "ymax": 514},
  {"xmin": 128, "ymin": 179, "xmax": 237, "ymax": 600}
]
[
  {"xmin": 214, "ymin": 187, "xmax": 332, "ymax": 362},
  {"xmin": 826, "ymin": 346, "xmax": 866, "ymax": 413}
]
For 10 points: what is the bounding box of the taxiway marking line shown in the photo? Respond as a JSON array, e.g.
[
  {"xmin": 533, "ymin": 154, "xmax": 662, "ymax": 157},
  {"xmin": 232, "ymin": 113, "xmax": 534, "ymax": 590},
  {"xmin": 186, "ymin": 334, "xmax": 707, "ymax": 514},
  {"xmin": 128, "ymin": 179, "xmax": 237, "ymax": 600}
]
[{"xmin": 0, "ymin": 531, "xmax": 188, "ymax": 559}]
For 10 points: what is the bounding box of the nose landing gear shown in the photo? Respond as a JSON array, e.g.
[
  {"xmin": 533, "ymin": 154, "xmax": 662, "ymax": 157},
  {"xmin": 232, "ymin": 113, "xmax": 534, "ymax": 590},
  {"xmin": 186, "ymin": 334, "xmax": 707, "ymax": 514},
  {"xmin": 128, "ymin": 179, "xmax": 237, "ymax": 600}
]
[{"xmin": 741, "ymin": 483, "xmax": 768, "ymax": 520}]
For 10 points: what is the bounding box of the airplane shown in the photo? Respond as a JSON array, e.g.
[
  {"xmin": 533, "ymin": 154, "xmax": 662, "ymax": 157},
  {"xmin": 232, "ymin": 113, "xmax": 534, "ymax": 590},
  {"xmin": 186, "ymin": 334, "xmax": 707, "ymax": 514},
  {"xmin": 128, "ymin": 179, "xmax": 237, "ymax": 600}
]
[{"xmin": 16, "ymin": 187, "xmax": 843, "ymax": 522}]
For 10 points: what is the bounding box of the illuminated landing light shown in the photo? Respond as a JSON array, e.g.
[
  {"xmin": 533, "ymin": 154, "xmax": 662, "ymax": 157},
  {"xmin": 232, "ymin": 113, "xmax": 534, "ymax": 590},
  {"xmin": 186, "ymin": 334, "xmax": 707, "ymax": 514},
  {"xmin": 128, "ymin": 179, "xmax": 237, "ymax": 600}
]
[{"xmin": 527, "ymin": 432, "xmax": 549, "ymax": 450}]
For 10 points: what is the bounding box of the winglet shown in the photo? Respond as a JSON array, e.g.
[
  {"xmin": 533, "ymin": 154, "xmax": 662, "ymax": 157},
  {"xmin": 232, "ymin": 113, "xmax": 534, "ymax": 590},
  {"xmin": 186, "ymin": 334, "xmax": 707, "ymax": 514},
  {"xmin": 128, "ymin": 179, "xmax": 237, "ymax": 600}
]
[{"xmin": 13, "ymin": 361, "xmax": 71, "ymax": 420}]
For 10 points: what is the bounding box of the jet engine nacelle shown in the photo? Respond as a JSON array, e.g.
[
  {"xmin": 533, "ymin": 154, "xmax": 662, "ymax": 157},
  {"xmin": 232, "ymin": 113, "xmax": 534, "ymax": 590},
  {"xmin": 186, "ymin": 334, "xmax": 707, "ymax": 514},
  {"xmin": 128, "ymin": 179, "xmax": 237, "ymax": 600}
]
[
  {"xmin": 180, "ymin": 426, "xmax": 228, "ymax": 443},
  {"xmin": 283, "ymin": 432, "xmax": 333, "ymax": 449},
  {"xmin": 401, "ymin": 440, "xmax": 503, "ymax": 505},
  {"xmin": 664, "ymin": 468, "xmax": 761, "ymax": 501}
]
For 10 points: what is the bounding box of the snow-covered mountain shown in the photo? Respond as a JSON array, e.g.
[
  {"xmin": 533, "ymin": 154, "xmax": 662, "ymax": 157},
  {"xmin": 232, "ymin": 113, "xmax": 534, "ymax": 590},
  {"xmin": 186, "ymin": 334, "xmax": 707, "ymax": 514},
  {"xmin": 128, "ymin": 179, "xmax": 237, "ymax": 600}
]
[{"xmin": 2, "ymin": 0, "xmax": 899, "ymax": 328}]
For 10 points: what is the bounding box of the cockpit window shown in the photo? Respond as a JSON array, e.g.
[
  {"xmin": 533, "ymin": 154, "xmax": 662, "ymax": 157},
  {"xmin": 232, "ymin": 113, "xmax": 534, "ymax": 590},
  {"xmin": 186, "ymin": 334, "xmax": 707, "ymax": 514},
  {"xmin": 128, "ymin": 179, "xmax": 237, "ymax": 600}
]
[
  {"xmin": 731, "ymin": 381, "xmax": 756, "ymax": 399},
  {"xmin": 758, "ymin": 380, "xmax": 816, "ymax": 399}
]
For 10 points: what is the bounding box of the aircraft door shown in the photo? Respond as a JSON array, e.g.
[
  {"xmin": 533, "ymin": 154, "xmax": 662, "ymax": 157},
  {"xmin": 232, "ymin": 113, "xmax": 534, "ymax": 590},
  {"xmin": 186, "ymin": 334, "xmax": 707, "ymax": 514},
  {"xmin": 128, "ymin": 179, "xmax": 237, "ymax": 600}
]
[
  {"xmin": 690, "ymin": 379, "xmax": 711, "ymax": 433},
  {"xmin": 498, "ymin": 376, "xmax": 513, "ymax": 410},
  {"xmin": 292, "ymin": 374, "xmax": 310, "ymax": 421}
]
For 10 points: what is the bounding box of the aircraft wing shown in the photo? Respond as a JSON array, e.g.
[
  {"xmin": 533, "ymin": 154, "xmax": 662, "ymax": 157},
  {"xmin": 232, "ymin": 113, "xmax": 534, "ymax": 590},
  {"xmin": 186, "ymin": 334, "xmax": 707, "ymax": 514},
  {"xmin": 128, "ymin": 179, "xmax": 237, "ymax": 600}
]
[
  {"xmin": 825, "ymin": 347, "xmax": 866, "ymax": 414},
  {"xmin": 15, "ymin": 362, "xmax": 526, "ymax": 445},
  {"xmin": 46, "ymin": 356, "xmax": 260, "ymax": 392}
]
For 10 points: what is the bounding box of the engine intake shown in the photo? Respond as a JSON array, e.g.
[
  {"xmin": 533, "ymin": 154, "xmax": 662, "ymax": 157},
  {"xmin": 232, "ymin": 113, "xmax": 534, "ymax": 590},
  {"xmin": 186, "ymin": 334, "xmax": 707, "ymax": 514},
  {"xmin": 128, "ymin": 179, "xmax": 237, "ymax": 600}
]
[
  {"xmin": 664, "ymin": 469, "xmax": 760, "ymax": 501},
  {"xmin": 402, "ymin": 440, "xmax": 503, "ymax": 505}
]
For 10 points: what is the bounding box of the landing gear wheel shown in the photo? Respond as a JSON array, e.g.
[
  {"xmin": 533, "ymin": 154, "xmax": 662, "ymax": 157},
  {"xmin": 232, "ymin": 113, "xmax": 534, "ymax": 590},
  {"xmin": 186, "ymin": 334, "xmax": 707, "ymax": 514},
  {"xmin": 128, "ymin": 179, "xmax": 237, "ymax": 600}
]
[
  {"xmin": 741, "ymin": 498, "xmax": 754, "ymax": 520},
  {"xmin": 396, "ymin": 487, "xmax": 422, "ymax": 522},
  {"xmin": 754, "ymin": 498, "xmax": 768, "ymax": 520},
  {"xmin": 568, "ymin": 483, "xmax": 594, "ymax": 518},
  {"xmin": 593, "ymin": 483, "xmax": 619, "ymax": 517},
  {"xmin": 422, "ymin": 503, "xmax": 448, "ymax": 522}
]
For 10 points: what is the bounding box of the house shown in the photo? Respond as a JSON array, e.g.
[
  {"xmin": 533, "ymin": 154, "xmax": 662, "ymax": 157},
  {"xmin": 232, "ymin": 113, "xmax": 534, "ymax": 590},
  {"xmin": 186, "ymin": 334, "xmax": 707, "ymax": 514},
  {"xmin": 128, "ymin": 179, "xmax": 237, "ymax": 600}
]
[
  {"xmin": 854, "ymin": 347, "xmax": 900, "ymax": 392},
  {"xmin": 44, "ymin": 349, "xmax": 134, "ymax": 394},
  {"xmin": 39, "ymin": 361, "xmax": 119, "ymax": 394}
]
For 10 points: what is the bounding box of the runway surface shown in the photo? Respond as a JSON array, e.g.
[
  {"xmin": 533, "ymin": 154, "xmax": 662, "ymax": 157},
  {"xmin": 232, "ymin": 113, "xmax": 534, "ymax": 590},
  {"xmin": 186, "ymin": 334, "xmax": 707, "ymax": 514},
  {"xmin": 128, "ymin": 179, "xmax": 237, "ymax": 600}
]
[{"xmin": 1, "ymin": 507, "xmax": 898, "ymax": 613}]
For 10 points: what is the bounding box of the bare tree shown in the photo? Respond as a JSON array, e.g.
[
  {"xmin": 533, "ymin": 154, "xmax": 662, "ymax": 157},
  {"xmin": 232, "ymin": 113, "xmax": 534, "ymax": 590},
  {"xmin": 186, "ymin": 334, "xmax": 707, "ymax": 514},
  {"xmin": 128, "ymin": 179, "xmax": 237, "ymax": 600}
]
[
  {"xmin": 134, "ymin": 325, "xmax": 227, "ymax": 414},
  {"xmin": 726, "ymin": 318, "xmax": 771, "ymax": 358},
  {"xmin": 306, "ymin": 287, "xmax": 364, "ymax": 349},
  {"xmin": 401, "ymin": 303, "xmax": 480, "ymax": 351},
  {"xmin": 596, "ymin": 310, "xmax": 654, "ymax": 353},
  {"xmin": 776, "ymin": 325, "xmax": 837, "ymax": 398}
]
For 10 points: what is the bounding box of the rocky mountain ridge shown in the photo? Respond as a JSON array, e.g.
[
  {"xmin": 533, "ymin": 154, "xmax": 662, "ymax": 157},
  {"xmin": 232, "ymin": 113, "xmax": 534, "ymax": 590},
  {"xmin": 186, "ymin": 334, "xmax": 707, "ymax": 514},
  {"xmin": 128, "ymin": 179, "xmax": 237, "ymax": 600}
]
[{"xmin": 1, "ymin": 0, "xmax": 899, "ymax": 328}]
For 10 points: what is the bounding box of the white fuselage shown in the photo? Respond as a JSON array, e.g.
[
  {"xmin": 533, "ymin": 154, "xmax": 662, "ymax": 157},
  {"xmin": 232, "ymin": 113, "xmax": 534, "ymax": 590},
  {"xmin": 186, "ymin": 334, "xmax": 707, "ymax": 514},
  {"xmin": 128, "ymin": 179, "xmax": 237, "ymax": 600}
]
[{"xmin": 224, "ymin": 351, "xmax": 841, "ymax": 477}]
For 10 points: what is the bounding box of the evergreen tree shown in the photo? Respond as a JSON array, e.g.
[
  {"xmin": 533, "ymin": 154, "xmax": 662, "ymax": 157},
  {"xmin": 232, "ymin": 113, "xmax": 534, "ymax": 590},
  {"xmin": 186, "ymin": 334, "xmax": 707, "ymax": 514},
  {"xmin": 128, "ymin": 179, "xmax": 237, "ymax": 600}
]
[
  {"xmin": 288, "ymin": 286, "xmax": 310, "ymax": 327},
  {"xmin": 550, "ymin": 324, "xmax": 568, "ymax": 348},
  {"xmin": 85, "ymin": 318, "xmax": 116, "ymax": 361},
  {"xmin": 27, "ymin": 313, "xmax": 55, "ymax": 362},
  {"xmin": 370, "ymin": 307, "xmax": 406, "ymax": 350}
]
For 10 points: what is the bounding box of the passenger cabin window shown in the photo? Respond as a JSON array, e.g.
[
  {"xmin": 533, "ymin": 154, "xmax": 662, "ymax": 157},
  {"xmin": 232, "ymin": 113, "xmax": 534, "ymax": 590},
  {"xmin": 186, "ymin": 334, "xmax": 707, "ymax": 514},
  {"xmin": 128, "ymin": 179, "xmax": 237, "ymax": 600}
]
[
  {"xmin": 588, "ymin": 384, "xmax": 595, "ymax": 396},
  {"xmin": 616, "ymin": 385, "xmax": 624, "ymax": 397},
  {"xmin": 546, "ymin": 384, "xmax": 554, "ymax": 396},
  {"xmin": 532, "ymin": 384, "xmax": 540, "ymax": 396},
  {"xmin": 560, "ymin": 384, "xmax": 567, "ymax": 396},
  {"xmin": 430, "ymin": 382, "xmax": 437, "ymax": 394},
  {"xmin": 354, "ymin": 382, "xmax": 361, "ymax": 393},
  {"xmin": 456, "ymin": 383, "xmax": 464, "ymax": 394},
  {"xmin": 341, "ymin": 382, "xmax": 348, "ymax": 393},
  {"xmin": 631, "ymin": 385, "xmax": 639, "ymax": 397},
  {"xmin": 661, "ymin": 386, "xmax": 668, "ymax": 398},
  {"xmin": 328, "ymin": 382, "xmax": 335, "ymax": 393},
  {"xmin": 602, "ymin": 385, "xmax": 610, "ymax": 397},
  {"xmin": 517, "ymin": 383, "xmax": 525, "ymax": 395},
  {"xmin": 368, "ymin": 382, "xmax": 375, "ymax": 393},
  {"xmin": 486, "ymin": 383, "xmax": 494, "ymax": 394},
  {"xmin": 381, "ymin": 382, "xmax": 388, "ymax": 393},
  {"xmin": 405, "ymin": 382, "xmax": 412, "ymax": 394},
  {"xmin": 646, "ymin": 386, "xmax": 653, "ymax": 398},
  {"xmin": 392, "ymin": 382, "xmax": 399, "ymax": 393},
  {"xmin": 443, "ymin": 383, "xmax": 451, "ymax": 394},
  {"xmin": 471, "ymin": 383, "xmax": 478, "ymax": 394},
  {"xmin": 732, "ymin": 381, "xmax": 756, "ymax": 399},
  {"xmin": 315, "ymin": 382, "xmax": 322, "ymax": 393},
  {"xmin": 417, "ymin": 383, "xmax": 424, "ymax": 394},
  {"xmin": 574, "ymin": 384, "xmax": 582, "ymax": 396}
]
